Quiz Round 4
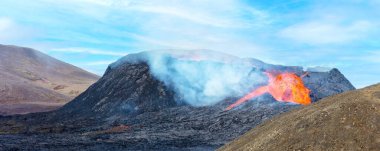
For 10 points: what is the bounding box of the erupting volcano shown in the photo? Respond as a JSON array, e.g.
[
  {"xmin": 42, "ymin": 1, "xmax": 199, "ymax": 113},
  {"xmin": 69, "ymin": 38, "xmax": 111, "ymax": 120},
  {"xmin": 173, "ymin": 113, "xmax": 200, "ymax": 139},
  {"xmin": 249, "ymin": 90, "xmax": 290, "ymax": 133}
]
[
  {"xmin": 0, "ymin": 49, "xmax": 356, "ymax": 151},
  {"xmin": 226, "ymin": 72, "xmax": 311, "ymax": 110}
]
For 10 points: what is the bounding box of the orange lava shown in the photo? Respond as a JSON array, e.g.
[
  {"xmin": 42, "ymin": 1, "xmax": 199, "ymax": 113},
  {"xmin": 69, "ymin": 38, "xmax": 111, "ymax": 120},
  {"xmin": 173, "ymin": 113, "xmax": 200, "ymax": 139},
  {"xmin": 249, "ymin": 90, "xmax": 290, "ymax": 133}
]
[{"xmin": 226, "ymin": 72, "xmax": 311, "ymax": 110}]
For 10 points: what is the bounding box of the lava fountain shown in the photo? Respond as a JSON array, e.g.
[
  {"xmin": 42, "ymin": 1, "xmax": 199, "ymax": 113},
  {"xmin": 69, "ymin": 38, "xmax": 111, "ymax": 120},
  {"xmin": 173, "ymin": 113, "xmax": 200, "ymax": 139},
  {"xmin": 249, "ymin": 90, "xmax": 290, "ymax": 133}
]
[{"xmin": 226, "ymin": 72, "xmax": 311, "ymax": 110}]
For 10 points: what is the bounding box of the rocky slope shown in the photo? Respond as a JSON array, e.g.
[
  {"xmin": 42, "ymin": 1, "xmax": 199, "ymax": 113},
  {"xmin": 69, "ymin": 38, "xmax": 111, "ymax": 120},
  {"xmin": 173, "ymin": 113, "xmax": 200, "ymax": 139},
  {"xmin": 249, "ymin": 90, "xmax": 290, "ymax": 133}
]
[
  {"xmin": 0, "ymin": 44, "xmax": 99, "ymax": 115},
  {"xmin": 0, "ymin": 51, "xmax": 355, "ymax": 150},
  {"xmin": 219, "ymin": 83, "xmax": 380, "ymax": 151}
]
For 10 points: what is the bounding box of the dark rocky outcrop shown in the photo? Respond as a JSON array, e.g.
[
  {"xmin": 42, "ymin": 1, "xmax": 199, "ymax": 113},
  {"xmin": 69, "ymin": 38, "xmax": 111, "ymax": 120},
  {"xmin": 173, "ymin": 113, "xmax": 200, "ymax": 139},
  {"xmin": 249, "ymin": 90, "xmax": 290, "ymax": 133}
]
[
  {"xmin": 55, "ymin": 62, "xmax": 179, "ymax": 119},
  {"xmin": 304, "ymin": 68, "xmax": 355, "ymax": 101},
  {"xmin": 0, "ymin": 51, "xmax": 355, "ymax": 150}
]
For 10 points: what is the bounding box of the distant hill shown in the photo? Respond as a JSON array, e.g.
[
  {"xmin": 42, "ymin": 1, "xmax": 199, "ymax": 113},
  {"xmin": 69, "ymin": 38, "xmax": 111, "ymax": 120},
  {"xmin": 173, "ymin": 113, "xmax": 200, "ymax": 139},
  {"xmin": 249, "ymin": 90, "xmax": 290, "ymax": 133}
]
[
  {"xmin": 219, "ymin": 83, "xmax": 380, "ymax": 151},
  {"xmin": 0, "ymin": 44, "xmax": 99, "ymax": 115}
]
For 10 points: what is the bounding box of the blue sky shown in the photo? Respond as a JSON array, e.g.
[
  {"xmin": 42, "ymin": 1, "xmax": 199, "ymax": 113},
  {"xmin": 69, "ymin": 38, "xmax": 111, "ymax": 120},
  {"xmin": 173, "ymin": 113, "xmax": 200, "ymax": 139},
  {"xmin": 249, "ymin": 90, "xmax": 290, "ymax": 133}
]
[{"xmin": 0, "ymin": 0, "xmax": 379, "ymax": 88}]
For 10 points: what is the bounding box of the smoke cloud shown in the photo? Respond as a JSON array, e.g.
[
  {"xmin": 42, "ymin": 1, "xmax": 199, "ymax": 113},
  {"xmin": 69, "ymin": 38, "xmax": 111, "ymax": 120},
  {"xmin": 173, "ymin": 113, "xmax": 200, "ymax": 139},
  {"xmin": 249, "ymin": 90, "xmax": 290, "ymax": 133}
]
[{"xmin": 112, "ymin": 50, "xmax": 267, "ymax": 106}]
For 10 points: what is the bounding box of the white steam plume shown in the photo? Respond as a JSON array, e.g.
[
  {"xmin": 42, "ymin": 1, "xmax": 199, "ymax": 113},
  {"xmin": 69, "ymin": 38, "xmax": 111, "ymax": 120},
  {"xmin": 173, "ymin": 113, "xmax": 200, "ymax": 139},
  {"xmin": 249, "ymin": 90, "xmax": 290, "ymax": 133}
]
[{"xmin": 112, "ymin": 50, "xmax": 267, "ymax": 106}]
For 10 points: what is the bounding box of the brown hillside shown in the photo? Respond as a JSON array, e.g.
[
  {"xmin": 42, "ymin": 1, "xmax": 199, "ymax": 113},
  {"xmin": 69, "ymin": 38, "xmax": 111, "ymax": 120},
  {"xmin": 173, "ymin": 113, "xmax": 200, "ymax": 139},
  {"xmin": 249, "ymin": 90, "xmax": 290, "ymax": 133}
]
[
  {"xmin": 219, "ymin": 83, "xmax": 380, "ymax": 151},
  {"xmin": 0, "ymin": 44, "xmax": 99, "ymax": 115}
]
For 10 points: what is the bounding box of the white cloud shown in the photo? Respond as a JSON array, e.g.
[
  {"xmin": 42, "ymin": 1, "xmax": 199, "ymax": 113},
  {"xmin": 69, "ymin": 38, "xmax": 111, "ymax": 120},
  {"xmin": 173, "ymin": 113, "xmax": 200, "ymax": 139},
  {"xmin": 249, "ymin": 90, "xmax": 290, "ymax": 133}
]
[
  {"xmin": 50, "ymin": 47, "xmax": 128, "ymax": 56},
  {"xmin": 128, "ymin": 5, "xmax": 238, "ymax": 28},
  {"xmin": 123, "ymin": 0, "xmax": 269, "ymax": 28},
  {"xmin": 117, "ymin": 0, "xmax": 271, "ymax": 56},
  {"xmin": 83, "ymin": 60, "xmax": 116, "ymax": 66},
  {"xmin": 28, "ymin": 0, "xmax": 270, "ymax": 56},
  {"xmin": 38, "ymin": 0, "xmax": 257, "ymax": 28},
  {"xmin": 341, "ymin": 50, "xmax": 380, "ymax": 63},
  {"xmin": 279, "ymin": 20, "xmax": 375, "ymax": 45},
  {"xmin": 77, "ymin": 0, "xmax": 113, "ymax": 6},
  {"xmin": 365, "ymin": 51, "xmax": 380, "ymax": 63},
  {"xmin": 0, "ymin": 17, "xmax": 34, "ymax": 41},
  {"xmin": 0, "ymin": 17, "xmax": 12, "ymax": 31}
]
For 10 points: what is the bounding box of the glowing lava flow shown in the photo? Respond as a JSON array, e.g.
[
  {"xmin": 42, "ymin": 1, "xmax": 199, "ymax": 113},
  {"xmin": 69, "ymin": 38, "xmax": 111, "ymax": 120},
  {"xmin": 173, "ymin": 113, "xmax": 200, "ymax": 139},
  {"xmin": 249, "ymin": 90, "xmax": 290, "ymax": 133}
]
[{"xmin": 226, "ymin": 72, "xmax": 311, "ymax": 110}]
